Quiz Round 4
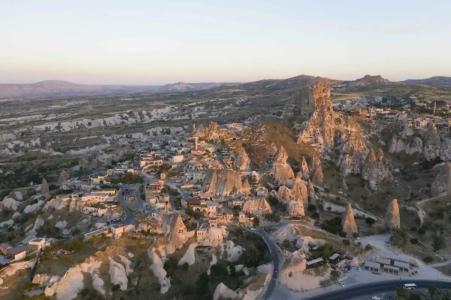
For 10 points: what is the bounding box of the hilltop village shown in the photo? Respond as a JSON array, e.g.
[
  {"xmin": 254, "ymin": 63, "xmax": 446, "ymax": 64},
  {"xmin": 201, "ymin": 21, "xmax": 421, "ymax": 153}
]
[{"xmin": 0, "ymin": 78, "xmax": 450, "ymax": 300}]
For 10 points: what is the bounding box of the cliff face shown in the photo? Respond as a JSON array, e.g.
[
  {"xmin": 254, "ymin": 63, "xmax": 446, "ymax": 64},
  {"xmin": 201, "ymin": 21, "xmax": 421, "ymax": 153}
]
[
  {"xmin": 389, "ymin": 123, "xmax": 451, "ymax": 161},
  {"xmin": 386, "ymin": 199, "xmax": 401, "ymax": 230},
  {"xmin": 431, "ymin": 162, "xmax": 451, "ymax": 196},
  {"xmin": 197, "ymin": 122, "xmax": 233, "ymax": 141},
  {"xmin": 234, "ymin": 145, "xmax": 250, "ymax": 171},
  {"xmin": 273, "ymin": 177, "xmax": 308, "ymax": 204},
  {"xmin": 205, "ymin": 169, "xmax": 250, "ymax": 197},
  {"xmin": 297, "ymin": 80, "xmax": 391, "ymax": 190},
  {"xmin": 297, "ymin": 81, "xmax": 335, "ymax": 152},
  {"xmin": 342, "ymin": 203, "xmax": 358, "ymax": 236},
  {"xmin": 288, "ymin": 200, "xmax": 305, "ymax": 217},
  {"xmin": 298, "ymin": 156, "xmax": 310, "ymax": 180},
  {"xmin": 271, "ymin": 146, "xmax": 295, "ymax": 184},
  {"xmin": 242, "ymin": 198, "xmax": 272, "ymax": 215}
]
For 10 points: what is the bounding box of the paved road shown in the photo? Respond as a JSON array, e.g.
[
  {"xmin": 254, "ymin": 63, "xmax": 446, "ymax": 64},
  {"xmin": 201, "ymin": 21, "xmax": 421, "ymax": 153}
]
[
  {"xmin": 303, "ymin": 280, "xmax": 451, "ymax": 300},
  {"xmin": 252, "ymin": 228, "xmax": 283, "ymax": 300}
]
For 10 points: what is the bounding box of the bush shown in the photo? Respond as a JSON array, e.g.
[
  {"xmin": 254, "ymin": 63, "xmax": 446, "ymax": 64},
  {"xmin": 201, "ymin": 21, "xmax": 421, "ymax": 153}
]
[
  {"xmin": 365, "ymin": 217, "xmax": 375, "ymax": 227},
  {"xmin": 432, "ymin": 234, "xmax": 445, "ymax": 252},
  {"xmin": 321, "ymin": 217, "xmax": 343, "ymax": 235},
  {"xmin": 196, "ymin": 272, "xmax": 210, "ymax": 296}
]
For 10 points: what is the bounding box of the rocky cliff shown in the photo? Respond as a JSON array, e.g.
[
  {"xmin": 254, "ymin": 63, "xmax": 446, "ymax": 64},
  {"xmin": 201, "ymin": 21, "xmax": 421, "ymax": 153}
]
[
  {"xmin": 205, "ymin": 169, "xmax": 250, "ymax": 197},
  {"xmin": 234, "ymin": 145, "xmax": 250, "ymax": 171},
  {"xmin": 342, "ymin": 203, "xmax": 358, "ymax": 236},
  {"xmin": 297, "ymin": 81, "xmax": 335, "ymax": 152},
  {"xmin": 297, "ymin": 80, "xmax": 391, "ymax": 190},
  {"xmin": 271, "ymin": 146, "xmax": 295, "ymax": 184},
  {"xmin": 386, "ymin": 199, "xmax": 401, "ymax": 230},
  {"xmin": 242, "ymin": 198, "xmax": 272, "ymax": 215},
  {"xmin": 431, "ymin": 162, "xmax": 451, "ymax": 196},
  {"xmin": 389, "ymin": 123, "xmax": 451, "ymax": 161},
  {"xmin": 196, "ymin": 122, "xmax": 234, "ymax": 141}
]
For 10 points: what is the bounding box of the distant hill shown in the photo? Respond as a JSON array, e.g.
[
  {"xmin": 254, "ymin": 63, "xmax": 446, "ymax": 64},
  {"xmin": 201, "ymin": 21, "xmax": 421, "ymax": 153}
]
[
  {"xmin": 342, "ymin": 75, "xmax": 391, "ymax": 88},
  {"xmin": 401, "ymin": 76, "xmax": 451, "ymax": 88},
  {"xmin": 0, "ymin": 80, "xmax": 237, "ymax": 100}
]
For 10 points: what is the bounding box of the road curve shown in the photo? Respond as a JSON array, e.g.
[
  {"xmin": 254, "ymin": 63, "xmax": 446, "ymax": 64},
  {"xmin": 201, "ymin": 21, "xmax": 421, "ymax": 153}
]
[
  {"xmin": 302, "ymin": 280, "xmax": 451, "ymax": 300},
  {"xmin": 252, "ymin": 228, "xmax": 282, "ymax": 300}
]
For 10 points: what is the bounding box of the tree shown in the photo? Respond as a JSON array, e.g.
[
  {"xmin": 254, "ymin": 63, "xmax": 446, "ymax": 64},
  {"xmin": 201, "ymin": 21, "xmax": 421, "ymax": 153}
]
[
  {"xmin": 252, "ymin": 216, "xmax": 260, "ymax": 227},
  {"xmin": 365, "ymin": 217, "xmax": 375, "ymax": 227},
  {"xmin": 432, "ymin": 234, "xmax": 445, "ymax": 252},
  {"xmin": 196, "ymin": 272, "xmax": 210, "ymax": 296}
]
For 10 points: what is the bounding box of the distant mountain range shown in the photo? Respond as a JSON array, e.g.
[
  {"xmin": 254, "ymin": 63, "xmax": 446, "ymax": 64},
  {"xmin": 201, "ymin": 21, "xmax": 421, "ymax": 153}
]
[
  {"xmin": 0, "ymin": 75, "xmax": 450, "ymax": 100},
  {"xmin": 0, "ymin": 80, "xmax": 237, "ymax": 100},
  {"xmin": 401, "ymin": 76, "xmax": 451, "ymax": 88}
]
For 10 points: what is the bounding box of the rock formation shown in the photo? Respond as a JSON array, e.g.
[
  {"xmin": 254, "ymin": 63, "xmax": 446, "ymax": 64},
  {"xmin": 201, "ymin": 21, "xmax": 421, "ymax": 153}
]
[
  {"xmin": 161, "ymin": 213, "xmax": 193, "ymax": 253},
  {"xmin": 361, "ymin": 148, "xmax": 392, "ymax": 190},
  {"xmin": 386, "ymin": 199, "xmax": 400, "ymax": 230},
  {"xmin": 431, "ymin": 162, "xmax": 451, "ymax": 196},
  {"xmin": 242, "ymin": 198, "xmax": 272, "ymax": 215},
  {"xmin": 291, "ymin": 176, "xmax": 309, "ymax": 204},
  {"xmin": 41, "ymin": 178, "xmax": 49, "ymax": 196},
  {"xmin": 297, "ymin": 81, "xmax": 335, "ymax": 152},
  {"xmin": 205, "ymin": 169, "xmax": 249, "ymax": 197},
  {"xmin": 234, "ymin": 145, "xmax": 250, "ymax": 171},
  {"xmin": 389, "ymin": 122, "xmax": 451, "ymax": 161},
  {"xmin": 288, "ymin": 200, "xmax": 305, "ymax": 217},
  {"xmin": 297, "ymin": 80, "xmax": 391, "ymax": 190},
  {"xmin": 298, "ymin": 156, "xmax": 310, "ymax": 180},
  {"xmin": 342, "ymin": 203, "xmax": 358, "ymax": 236},
  {"xmin": 197, "ymin": 122, "xmax": 233, "ymax": 141},
  {"xmin": 310, "ymin": 156, "xmax": 324, "ymax": 186},
  {"xmin": 271, "ymin": 146, "xmax": 295, "ymax": 184}
]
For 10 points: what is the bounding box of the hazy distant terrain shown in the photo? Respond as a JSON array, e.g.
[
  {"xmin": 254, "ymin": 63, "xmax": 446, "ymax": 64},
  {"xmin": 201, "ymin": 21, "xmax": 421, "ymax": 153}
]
[
  {"xmin": 0, "ymin": 80, "xmax": 238, "ymax": 100},
  {"xmin": 402, "ymin": 76, "xmax": 451, "ymax": 88}
]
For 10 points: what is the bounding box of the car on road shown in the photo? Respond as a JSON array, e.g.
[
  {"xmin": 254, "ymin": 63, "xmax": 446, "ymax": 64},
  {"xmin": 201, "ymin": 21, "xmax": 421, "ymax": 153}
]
[
  {"xmin": 403, "ymin": 283, "xmax": 416, "ymax": 290},
  {"xmin": 371, "ymin": 296, "xmax": 381, "ymax": 300}
]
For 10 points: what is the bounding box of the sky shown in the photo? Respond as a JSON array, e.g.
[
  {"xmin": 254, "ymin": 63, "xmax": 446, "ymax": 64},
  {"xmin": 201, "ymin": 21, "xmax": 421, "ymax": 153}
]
[{"xmin": 1, "ymin": 0, "xmax": 451, "ymax": 85}]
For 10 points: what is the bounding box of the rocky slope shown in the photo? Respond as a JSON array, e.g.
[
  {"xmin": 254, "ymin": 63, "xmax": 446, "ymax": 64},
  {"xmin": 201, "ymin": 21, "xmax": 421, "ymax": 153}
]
[
  {"xmin": 297, "ymin": 80, "xmax": 391, "ymax": 190},
  {"xmin": 205, "ymin": 169, "xmax": 250, "ymax": 197},
  {"xmin": 271, "ymin": 146, "xmax": 295, "ymax": 184}
]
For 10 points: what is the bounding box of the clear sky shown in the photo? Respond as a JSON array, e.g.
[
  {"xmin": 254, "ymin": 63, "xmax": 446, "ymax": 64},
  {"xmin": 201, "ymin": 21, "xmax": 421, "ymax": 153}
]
[{"xmin": 1, "ymin": 0, "xmax": 451, "ymax": 84}]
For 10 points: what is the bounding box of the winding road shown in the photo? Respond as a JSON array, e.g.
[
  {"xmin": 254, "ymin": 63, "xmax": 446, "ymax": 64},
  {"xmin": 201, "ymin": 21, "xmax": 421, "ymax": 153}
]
[
  {"xmin": 303, "ymin": 280, "xmax": 451, "ymax": 300},
  {"xmin": 252, "ymin": 228, "xmax": 283, "ymax": 300}
]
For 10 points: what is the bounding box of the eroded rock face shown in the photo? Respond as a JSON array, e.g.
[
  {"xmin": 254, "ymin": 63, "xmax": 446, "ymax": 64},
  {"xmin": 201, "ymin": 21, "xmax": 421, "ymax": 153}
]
[
  {"xmin": 291, "ymin": 176, "xmax": 309, "ymax": 204},
  {"xmin": 310, "ymin": 156, "xmax": 324, "ymax": 186},
  {"xmin": 197, "ymin": 122, "xmax": 233, "ymax": 141},
  {"xmin": 205, "ymin": 169, "xmax": 249, "ymax": 197},
  {"xmin": 288, "ymin": 200, "xmax": 305, "ymax": 217},
  {"xmin": 389, "ymin": 123, "xmax": 451, "ymax": 161},
  {"xmin": 297, "ymin": 80, "xmax": 391, "ymax": 190},
  {"xmin": 386, "ymin": 199, "xmax": 400, "ymax": 230},
  {"xmin": 234, "ymin": 145, "xmax": 250, "ymax": 171},
  {"xmin": 297, "ymin": 81, "xmax": 335, "ymax": 152},
  {"xmin": 342, "ymin": 203, "xmax": 358, "ymax": 236},
  {"xmin": 242, "ymin": 198, "xmax": 272, "ymax": 215},
  {"xmin": 362, "ymin": 148, "xmax": 392, "ymax": 191},
  {"xmin": 271, "ymin": 146, "xmax": 295, "ymax": 184},
  {"xmin": 431, "ymin": 162, "xmax": 451, "ymax": 196},
  {"xmin": 298, "ymin": 156, "xmax": 310, "ymax": 180}
]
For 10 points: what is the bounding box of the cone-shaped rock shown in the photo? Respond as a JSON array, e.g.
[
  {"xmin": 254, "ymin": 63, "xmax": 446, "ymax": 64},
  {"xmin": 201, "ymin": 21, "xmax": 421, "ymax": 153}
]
[
  {"xmin": 386, "ymin": 199, "xmax": 400, "ymax": 230},
  {"xmin": 41, "ymin": 178, "xmax": 49, "ymax": 196},
  {"xmin": 342, "ymin": 203, "xmax": 358, "ymax": 236},
  {"xmin": 271, "ymin": 146, "xmax": 295, "ymax": 184}
]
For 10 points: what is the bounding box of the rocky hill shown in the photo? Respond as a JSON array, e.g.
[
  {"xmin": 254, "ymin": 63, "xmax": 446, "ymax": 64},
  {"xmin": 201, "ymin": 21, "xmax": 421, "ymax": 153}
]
[{"xmin": 402, "ymin": 76, "xmax": 451, "ymax": 88}]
